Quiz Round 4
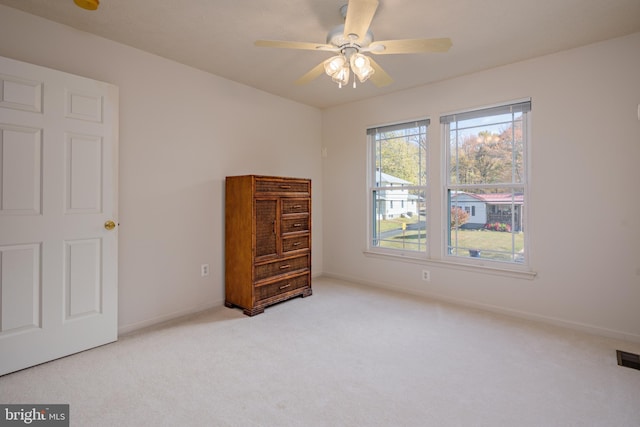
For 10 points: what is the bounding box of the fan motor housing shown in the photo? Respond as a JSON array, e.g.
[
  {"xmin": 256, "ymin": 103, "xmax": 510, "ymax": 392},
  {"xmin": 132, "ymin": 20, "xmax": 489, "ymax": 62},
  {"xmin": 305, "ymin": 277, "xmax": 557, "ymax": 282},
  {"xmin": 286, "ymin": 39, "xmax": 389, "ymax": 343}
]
[{"xmin": 327, "ymin": 24, "xmax": 374, "ymax": 49}]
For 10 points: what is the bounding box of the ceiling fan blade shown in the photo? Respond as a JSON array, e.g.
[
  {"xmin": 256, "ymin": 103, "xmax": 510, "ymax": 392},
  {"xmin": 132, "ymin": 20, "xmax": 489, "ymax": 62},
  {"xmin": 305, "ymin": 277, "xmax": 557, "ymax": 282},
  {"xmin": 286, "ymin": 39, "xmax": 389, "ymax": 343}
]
[
  {"xmin": 255, "ymin": 40, "xmax": 338, "ymax": 52},
  {"xmin": 367, "ymin": 57, "xmax": 393, "ymax": 87},
  {"xmin": 295, "ymin": 62, "xmax": 326, "ymax": 85},
  {"xmin": 343, "ymin": 0, "xmax": 379, "ymax": 43},
  {"xmin": 367, "ymin": 38, "xmax": 453, "ymax": 55}
]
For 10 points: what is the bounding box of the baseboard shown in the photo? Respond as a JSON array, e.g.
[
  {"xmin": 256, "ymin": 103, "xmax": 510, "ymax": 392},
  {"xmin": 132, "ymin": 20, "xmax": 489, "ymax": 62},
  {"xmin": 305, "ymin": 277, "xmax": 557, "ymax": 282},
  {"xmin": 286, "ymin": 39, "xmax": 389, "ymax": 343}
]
[
  {"xmin": 319, "ymin": 272, "xmax": 640, "ymax": 344},
  {"xmin": 118, "ymin": 298, "xmax": 224, "ymax": 336},
  {"xmin": 120, "ymin": 273, "xmax": 321, "ymax": 336}
]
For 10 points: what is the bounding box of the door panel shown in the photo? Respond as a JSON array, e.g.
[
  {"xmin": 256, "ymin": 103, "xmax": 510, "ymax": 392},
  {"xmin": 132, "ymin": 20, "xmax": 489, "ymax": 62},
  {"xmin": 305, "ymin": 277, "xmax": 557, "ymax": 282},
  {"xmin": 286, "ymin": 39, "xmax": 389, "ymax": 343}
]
[
  {"xmin": 64, "ymin": 238, "xmax": 102, "ymax": 319},
  {"xmin": 65, "ymin": 133, "xmax": 103, "ymax": 213},
  {"xmin": 0, "ymin": 73, "xmax": 42, "ymax": 113},
  {"xmin": 0, "ymin": 55, "xmax": 118, "ymax": 376},
  {"xmin": 0, "ymin": 243, "xmax": 41, "ymax": 333},
  {"xmin": 0, "ymin": 125, "xmax": 42, "ymax": 215}
]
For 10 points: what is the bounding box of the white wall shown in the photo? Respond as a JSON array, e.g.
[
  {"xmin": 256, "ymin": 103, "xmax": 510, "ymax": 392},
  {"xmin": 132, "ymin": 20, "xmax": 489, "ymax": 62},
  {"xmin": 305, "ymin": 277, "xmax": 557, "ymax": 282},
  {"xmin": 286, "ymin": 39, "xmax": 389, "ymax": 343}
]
[
  {"xmin": 2, "ymin": 4, "xmax": 638, "ymax": 343},
  {"xmin": 322, "ymin": 32, "xmax": 640, "ymax": 341},
  {"xmin": 0, "ymin": 5, "xmax": 323, "ymax": 333}
]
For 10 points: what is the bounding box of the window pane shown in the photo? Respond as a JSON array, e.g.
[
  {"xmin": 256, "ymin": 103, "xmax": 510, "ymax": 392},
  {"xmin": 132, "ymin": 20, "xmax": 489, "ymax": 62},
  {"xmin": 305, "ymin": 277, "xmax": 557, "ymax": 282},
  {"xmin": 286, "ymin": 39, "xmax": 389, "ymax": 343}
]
[
  {"xmin": 375, "ymin": 124, "xmax": 427, "ymax": 187},
  {"xmin": 448, "ymin": 188, "xmax": 525, "ymax": 263},
  {"xmin": 448, "ymin": 112, "xmax": 524, "ymax": 185},
  {"xmin": 372, "ymin": 189, "xmax": 426, "ymax": 252}
]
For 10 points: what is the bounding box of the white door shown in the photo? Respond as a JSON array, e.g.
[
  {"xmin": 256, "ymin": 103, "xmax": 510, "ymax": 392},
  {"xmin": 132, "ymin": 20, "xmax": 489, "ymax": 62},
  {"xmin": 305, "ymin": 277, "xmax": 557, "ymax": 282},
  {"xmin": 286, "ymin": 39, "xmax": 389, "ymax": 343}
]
[{"xmin": 0, "ymin": 56, "xmax": 118, "ymax": 376}]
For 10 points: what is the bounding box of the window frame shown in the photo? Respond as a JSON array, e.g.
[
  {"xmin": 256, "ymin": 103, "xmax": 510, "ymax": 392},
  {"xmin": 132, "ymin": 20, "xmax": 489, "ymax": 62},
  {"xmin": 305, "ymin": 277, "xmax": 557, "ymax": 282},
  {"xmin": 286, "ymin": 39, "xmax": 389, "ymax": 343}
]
[
  {"xmin": 366, "ymin": 118, "xmax": 430, "ymax": 259},
  {"xmin": 363, "ymin": 101, "xmax": 535, "ymax": 279},
  {"xmin": 441, "ymin": 99, "xmax": 532, "ymax": 270}
]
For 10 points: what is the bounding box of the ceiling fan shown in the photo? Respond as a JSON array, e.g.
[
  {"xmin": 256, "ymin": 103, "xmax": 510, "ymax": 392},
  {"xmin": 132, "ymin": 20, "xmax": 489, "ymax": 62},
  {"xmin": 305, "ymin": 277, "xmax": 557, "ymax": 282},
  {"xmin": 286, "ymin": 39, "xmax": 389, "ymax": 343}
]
[{"xmin": 255, "ymin": 0, "xmax": 452, "ymax": 88}]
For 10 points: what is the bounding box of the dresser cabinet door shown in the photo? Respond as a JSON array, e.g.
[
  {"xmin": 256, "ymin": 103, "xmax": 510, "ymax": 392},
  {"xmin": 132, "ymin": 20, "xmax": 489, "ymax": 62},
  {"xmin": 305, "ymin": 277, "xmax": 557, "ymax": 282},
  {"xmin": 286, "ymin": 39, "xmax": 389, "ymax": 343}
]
[{"xmin": 255, "ymin": 199, "xmax": 277, "ymax": 258}]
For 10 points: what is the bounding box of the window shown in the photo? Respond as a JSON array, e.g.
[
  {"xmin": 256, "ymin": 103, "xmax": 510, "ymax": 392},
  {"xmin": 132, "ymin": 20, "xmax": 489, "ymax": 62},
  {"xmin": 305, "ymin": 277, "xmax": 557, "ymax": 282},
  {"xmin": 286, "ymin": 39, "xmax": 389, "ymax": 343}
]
[
  {"xmin": 442, "ymin": 100, "xmax": 530, "ymax": 264},
  {"xmin": 368, "ymin": 120, "xmax": 428, "ymax": 254}
]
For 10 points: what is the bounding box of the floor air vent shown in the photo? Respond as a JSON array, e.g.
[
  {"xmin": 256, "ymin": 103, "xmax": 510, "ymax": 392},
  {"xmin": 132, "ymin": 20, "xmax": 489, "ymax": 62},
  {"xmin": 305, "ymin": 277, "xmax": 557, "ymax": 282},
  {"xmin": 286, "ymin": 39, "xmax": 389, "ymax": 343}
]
[{"xmin": 616, "ymin": 350, "xmax": 640, "ymax": 370}]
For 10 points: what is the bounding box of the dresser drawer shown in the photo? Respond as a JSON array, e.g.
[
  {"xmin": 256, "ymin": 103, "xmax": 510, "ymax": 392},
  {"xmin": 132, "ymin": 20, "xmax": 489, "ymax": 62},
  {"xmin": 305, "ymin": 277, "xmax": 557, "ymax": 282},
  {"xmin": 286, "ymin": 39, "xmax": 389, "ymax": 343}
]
[
  {"xmin": 255, "ymin": 274, "xmax": 309, "ymax": 302},
  {"xmin": 282, "ymin": 198, "xmax": 310, "ymax": 215},
  {"xmin": 281, "ymin": 216, "xmax": 310, "ymax": 234},
  {"xmin": 256, "ymin": 178, "xmax": 310, "ymax": 195},
  {"xmin": 255, "ymin": 254, "xmax": 310, "ymax": 281},
  {"xmin": 282, "ymin": 234, "xmax": 310, "ymax": 253}
]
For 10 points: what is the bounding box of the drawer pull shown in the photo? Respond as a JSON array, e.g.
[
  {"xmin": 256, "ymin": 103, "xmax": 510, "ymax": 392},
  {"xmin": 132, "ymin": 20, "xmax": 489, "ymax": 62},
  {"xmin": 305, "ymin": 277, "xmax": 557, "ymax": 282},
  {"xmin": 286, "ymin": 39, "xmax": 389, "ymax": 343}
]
[
  {"xmin": 279, "ymin": 283, "xmax": 292, "ymax": 290},
  {"xmin": 280, "ymin": 185, "xmax": 292, "ymax": 189},
  {"xmin": 292, "ymin": 205, "xmax": 302, "ymax": 209},
  {"xmin": 293, "ymin": 242, "xmax": 301, "ymax": 246},
  {"xmin": 279, "ymin": 264, "xmax": 291, "ymax": 270},
  {"xmin": 293, "ymin": 223, "xmax": 302, "ymax": 227}
]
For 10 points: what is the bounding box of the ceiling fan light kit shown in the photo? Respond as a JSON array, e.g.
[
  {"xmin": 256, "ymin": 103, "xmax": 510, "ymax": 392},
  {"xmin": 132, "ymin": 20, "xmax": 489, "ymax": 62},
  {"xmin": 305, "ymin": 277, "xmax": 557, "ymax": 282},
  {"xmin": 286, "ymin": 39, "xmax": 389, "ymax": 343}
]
[
  {"xmin": 324, "ymin": 50, "xmax": 374, "ymax": 88},
  {"xmin": 255, "ymin": 0, "xmax": 452, "ymax": 89}
]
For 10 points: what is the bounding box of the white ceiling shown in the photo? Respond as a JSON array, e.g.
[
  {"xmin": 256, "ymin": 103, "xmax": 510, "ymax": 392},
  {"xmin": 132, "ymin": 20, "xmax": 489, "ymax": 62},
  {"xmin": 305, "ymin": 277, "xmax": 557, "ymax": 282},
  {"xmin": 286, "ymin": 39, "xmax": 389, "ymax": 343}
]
[{"xmin": 1, "ymin": 0, "xmax": 639, "ymax": 109}]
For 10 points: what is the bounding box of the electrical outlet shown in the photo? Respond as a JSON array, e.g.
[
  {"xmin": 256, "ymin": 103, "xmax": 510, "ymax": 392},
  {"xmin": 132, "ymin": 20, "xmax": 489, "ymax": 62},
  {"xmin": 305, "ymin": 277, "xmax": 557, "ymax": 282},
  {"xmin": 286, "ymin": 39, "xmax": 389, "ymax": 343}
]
[
  {"xmin": 201, "ymin": 264, "xmax": 209, "ymax": 277},
  {"xmin": 422, "ymin": 270, "xmax": 430, "ymax": 282}
]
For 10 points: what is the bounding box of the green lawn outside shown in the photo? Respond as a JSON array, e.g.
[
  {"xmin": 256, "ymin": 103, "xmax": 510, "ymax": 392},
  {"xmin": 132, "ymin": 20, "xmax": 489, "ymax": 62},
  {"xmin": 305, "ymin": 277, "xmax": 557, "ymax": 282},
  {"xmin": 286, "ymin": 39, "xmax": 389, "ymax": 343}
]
[
  {"xmin": 450, "ymin": 228, "xmax": 524, "ymax": 252},
  {"xmin": 450, "ymin": 228, "xmax": 524, "ymax": 261},
  {"xmin": 376, "ymin": 217, "xmax": 420, "ymax": 233},
  {"xmin": 376, "ymin": 225, "xmax": 524, "ymax": 261}
]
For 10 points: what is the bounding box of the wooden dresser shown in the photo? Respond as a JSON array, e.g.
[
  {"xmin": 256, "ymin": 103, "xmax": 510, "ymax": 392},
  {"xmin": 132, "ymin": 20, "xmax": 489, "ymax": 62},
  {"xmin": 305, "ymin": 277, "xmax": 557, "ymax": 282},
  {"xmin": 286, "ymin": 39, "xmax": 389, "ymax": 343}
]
[{"xmin": 224, "ymin": 175, "xmax": 312, "ymax": 316}]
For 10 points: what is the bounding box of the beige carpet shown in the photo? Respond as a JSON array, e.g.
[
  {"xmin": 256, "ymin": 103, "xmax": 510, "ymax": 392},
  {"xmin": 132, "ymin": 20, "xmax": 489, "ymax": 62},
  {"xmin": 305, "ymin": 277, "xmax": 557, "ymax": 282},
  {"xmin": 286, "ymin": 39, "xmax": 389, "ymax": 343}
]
[{"xmin": 1, "ymin": 277, "xmax": 639, "ymax": 426}]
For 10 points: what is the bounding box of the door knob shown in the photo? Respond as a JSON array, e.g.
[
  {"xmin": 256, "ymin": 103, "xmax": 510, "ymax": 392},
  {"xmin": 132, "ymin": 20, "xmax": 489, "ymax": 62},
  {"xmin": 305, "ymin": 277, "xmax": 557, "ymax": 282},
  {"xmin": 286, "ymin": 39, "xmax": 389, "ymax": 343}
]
[{"xmin": 104, "ymin": 220, "xmax": 117, "ymax": 230}]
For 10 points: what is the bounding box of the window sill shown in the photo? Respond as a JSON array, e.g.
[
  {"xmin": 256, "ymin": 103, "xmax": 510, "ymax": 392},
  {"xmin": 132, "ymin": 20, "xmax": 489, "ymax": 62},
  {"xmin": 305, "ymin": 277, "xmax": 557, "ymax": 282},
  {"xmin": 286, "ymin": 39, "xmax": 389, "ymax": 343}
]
[{"xmin": 363, "ymin": 250, "xmax": 537, "ymax": 280}]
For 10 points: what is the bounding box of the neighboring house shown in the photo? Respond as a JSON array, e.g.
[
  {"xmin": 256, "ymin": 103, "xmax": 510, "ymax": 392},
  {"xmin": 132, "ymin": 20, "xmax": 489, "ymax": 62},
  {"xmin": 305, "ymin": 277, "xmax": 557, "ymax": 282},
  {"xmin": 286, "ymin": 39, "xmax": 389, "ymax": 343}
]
[
  {"xmin": 451, "ymin": 192, "xmax": 524, "ymax": 231},
  {"xmin": 375, "ymin": 172, "xmax": 419, "ymax": 219}
]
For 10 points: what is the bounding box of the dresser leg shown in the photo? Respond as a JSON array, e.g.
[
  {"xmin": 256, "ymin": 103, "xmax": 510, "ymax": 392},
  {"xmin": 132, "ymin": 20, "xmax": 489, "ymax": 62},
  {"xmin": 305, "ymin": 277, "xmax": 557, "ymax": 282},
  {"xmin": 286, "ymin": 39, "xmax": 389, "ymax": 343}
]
[
  {"xmin": 243, "ymin": 306, "xmax": 265, "ymax": 316},
  {"xmin": 225, "ymin": 301, "xmax": 265, "ymax": 316}
]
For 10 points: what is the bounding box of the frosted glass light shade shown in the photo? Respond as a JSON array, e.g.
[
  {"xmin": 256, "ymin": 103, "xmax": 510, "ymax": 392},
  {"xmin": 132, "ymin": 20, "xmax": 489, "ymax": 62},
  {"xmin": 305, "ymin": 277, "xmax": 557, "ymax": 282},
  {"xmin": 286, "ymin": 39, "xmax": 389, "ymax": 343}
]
[
  {"xmin": 350, "ymin": 53, "xmax": 375, "ymax": 83},
  {"xmin": 324, "ymin": 56, "xmax": 346, "ymax": 76},
  {"xmin": 331, "ymin": 65, "xmax": 350, "ymax": 87}
]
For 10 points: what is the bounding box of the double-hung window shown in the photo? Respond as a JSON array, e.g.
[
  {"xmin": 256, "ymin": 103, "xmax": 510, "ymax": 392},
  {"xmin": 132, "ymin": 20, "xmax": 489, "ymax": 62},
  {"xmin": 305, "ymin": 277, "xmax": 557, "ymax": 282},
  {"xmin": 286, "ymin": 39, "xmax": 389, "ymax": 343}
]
[
  {"xmin": 366, "ymin": 100, "xmax": 531, "ymax": 272},
  {"xmin": 368, "ymin": 120, "xmax": 429, "ymax": 256},
  {"xmin": 442, "ymin": 100, "xmax": 530, "ymax": 265}
]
